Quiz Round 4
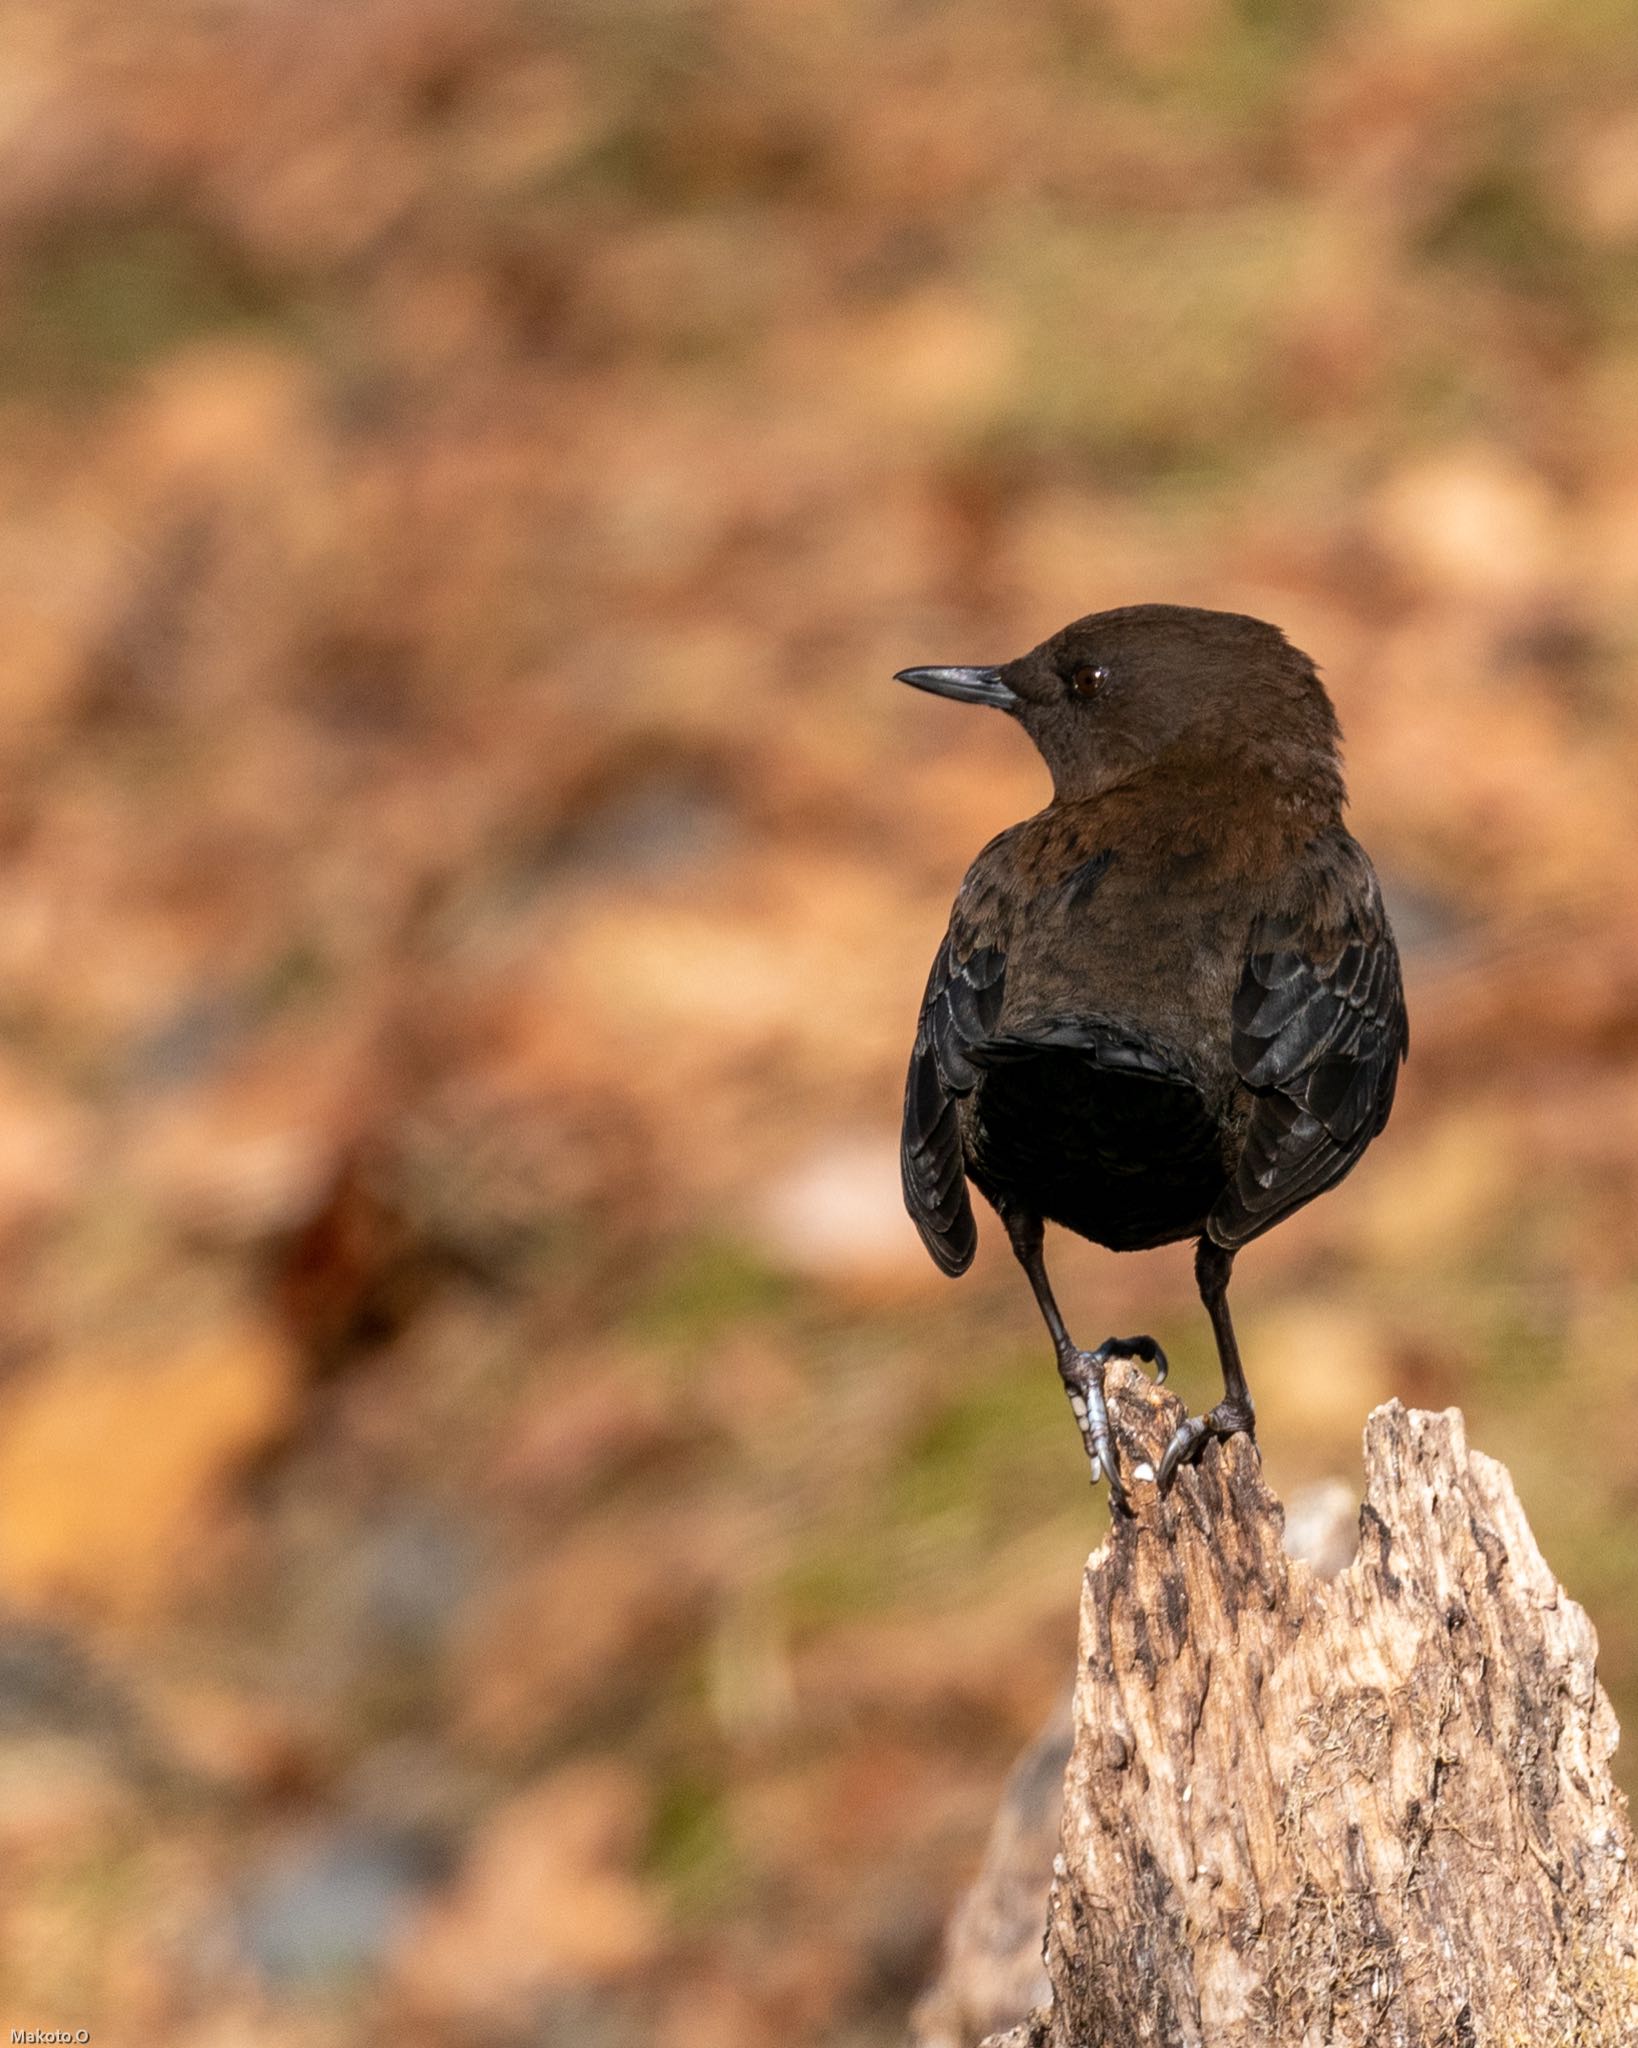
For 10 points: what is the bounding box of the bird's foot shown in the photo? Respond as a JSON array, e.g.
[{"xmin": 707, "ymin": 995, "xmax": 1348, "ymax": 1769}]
[
  {"xmin": 1093, "ymin": 1332, "xmax": 1169, "ymax": 1386},
  {"xmin": 1156, "ymin": 1396, "xmax": 1257, "ymax": 1493},
  {"xmin": 1060, "ymin": 1340, "xmax": 1164, "ymax": 1515}
]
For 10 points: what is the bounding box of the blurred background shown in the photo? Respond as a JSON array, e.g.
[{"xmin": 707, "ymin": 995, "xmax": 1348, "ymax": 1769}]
[{"xmin": 2, "ymin": 0, "xmax": 1638, "ymax": 2042}]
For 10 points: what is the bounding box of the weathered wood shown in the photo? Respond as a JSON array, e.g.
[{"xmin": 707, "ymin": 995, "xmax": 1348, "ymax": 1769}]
[
  {"xmin": 938, "ymin": 1360, "xmax": 1638, "ymax": 2048},
  {"xmin": 913, "ymin": 1483, "xmax": 1359, "ymax": 2048}
]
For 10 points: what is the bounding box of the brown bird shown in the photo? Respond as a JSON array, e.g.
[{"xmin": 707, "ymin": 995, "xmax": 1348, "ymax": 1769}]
[{"xmin": 897, "ymin": 605, "xmax": 1407, "ymax": 1510}]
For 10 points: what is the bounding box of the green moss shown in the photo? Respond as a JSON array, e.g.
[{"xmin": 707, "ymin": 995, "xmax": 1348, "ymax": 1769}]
[
  {"xmin": 778, "ymin": 1546, "xmax": 881, "ymax": 1630},
  {"xmin": 624, "ymin": 1237, "xmax": 798, "ymax": 1347},
  {"xmin": 645, "ymin": 1769, "xmax": 745, "ymax": 1917},
  {"xmin": 1050, "ymin": 0, "xmax": 1346, "ymax": 128},
  {"xmin": 0, "ymin": 217, "xmax": 288, "ymax": 396},
  {"xmin": 1183, "ymin": 0, "xmax": 1349, "ymax": 122},
  {"xmin": 781, "ymin": 1342, "xmax": 1138, "ymax": 1627},
  {"xmin": 1420, "ymin": 156, "xmax": 1575, "ymax": 286},
  {"xmin": 892, "ymin": 1366, "xmax": 1065, "ymax": 1523},
  {"xmin": 980, "ymin": 207, "xmax": 1315, "ymax": 485},
  {"xmin": 1415, "ymin": 122, "xmax": 1638, "ymax": 341},
  {"xmin": 544, "ymin": 118, "xmax": 673, "ymax": 204},
  {"xmin": 254, "ymin": 939, "xmax": 334, "ymax": 1015}
]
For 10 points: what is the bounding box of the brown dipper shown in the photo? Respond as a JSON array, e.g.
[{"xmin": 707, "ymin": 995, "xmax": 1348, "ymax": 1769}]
[{"xmin": 897, "ymin": 604, "xmax": 1407, "ymax": 1510}]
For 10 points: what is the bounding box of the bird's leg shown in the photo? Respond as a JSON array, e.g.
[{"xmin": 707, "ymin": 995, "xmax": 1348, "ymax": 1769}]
[
  {"xmin": 1157, "ymin": 1239, "xmax": 1258, "ymax": 1490},
  {"xmin": 1001, "ymin": 1209, "xmax": 1168, "ymax": 1514}
]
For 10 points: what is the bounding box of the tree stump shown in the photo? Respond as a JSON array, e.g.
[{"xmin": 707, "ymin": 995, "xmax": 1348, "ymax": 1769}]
[{"xmin": 930, "ymin": 1361, "xmax": 1638, "ymax": 2048}]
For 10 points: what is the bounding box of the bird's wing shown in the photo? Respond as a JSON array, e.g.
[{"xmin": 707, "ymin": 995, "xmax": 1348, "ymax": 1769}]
[
  {"xmin": 969, "ymin": 1016, "xmax": 1186, "ymax": 1078},
  {"xmin": 1210, "ymin": 841, "xmax": 1407, "ymax": 1251},
  {"xmin": 901, "ymin": 935, "xmax": 1006, "ymax": 1274}
]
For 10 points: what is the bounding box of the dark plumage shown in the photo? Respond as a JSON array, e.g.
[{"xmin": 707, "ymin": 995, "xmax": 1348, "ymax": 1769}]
[{"xmin": 896, "ymin": 604, "xmax": 1407, "ymax": 1509}]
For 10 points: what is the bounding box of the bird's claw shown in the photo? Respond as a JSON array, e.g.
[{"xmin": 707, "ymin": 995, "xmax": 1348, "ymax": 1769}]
[
  {"xmin": 1091, "ymin": 1332, "xmax": 1169, "ymax": 1387},
  {"xmin": 1062, "ymin": 1336, "xmax": 1176, "ymax": 1512},
  {"xmin": 1062, "ymin": 1350, "xmax": 1130, "ymax": 1514},
  {"xmin": 1156, "ymin": 1398, "xmax": 1257, "ymax": 1492}
]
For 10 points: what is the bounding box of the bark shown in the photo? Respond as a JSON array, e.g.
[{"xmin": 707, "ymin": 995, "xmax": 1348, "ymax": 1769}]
[
  {"xmin": 912, "ymin": 1481, "xmax": 1359, "ymax": 2048},
  {"xmin": 926, "ymin": 1361, "xmax": 1638, "ymax": 2048}
]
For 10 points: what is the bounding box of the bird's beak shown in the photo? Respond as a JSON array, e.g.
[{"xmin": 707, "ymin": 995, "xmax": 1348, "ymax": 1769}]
[{"xmin": 894, "ymin": 665, "xmax": 1020, "ymax": 711}]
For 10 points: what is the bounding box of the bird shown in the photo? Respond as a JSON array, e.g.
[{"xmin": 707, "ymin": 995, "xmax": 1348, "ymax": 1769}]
[{"xmin": 896, "ymin": 604, "xmax": 1407, "ymax": 1512}]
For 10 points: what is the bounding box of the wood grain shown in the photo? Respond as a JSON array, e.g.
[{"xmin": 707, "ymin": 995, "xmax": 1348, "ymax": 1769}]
[{"xmin": 953, "ymin": 1361, "xmax": 1638, "ymax": 2047}]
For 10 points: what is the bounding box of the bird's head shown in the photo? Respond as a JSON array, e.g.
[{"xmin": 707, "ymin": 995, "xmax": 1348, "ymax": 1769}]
[{"xmin": 896, "ymin": 604, "xmax": 1343, "ymax": 809}]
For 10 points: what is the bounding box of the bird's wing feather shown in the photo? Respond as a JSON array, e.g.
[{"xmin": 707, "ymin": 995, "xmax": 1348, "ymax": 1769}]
[
  {"xmin": 901, "ymin": 937, "xmax": 1005, "ymax": 1274},
  {"xmin": 1210, "ymin": 843, "xmax": 1407, "ymax": 1250},
  {"xmin": 971, "ymin": 1016, "xmax": 1187, "ymax": 1080}
]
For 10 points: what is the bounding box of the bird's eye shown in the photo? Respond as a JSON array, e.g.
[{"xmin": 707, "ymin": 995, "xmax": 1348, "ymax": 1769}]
[{"xmin": 1070, "ymin": 664, "xmax": 1108, "ymax": 699}]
